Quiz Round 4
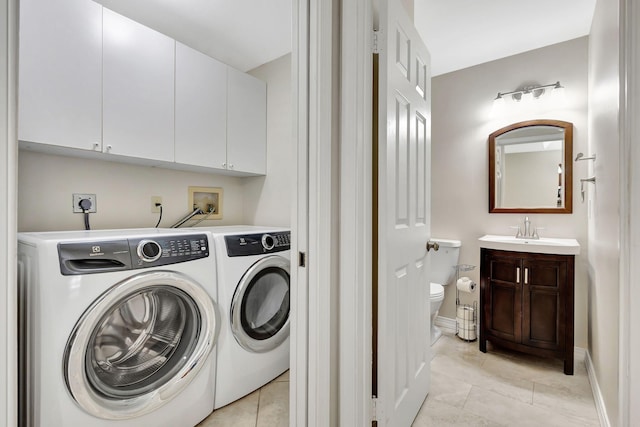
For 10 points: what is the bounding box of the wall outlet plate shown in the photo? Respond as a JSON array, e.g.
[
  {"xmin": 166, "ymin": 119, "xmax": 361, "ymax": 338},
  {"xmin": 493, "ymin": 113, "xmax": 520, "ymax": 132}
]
[
  {"xmin": 151, "ymin": 196, "xmax": 162, "ymax": 213},
  {"xmin": 72, "ymin": 193, "xmax": 97, "ymax": 213}
]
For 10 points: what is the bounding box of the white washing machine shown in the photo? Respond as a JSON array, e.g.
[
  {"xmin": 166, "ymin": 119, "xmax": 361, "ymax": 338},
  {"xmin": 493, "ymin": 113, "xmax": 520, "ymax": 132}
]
[
  {"xmin": 17, "ymin": 229, "xmax": 220, "ymax": 427},
  {"xmin": 201, "ymin": 226, "xmax": 290, "ymax": 409}
]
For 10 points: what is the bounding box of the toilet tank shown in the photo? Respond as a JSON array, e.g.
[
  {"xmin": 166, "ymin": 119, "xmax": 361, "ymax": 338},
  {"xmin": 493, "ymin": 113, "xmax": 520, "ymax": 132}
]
[{"xmin": 430, "ymin": 238, "xmax": 461, "ymax": 285}]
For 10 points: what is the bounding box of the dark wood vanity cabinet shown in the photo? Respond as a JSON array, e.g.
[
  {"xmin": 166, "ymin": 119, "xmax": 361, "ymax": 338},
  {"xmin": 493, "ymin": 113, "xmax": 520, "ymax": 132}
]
[{"xmin": 479, "ymin": 248, "xmax": 575, "ymax": 375}]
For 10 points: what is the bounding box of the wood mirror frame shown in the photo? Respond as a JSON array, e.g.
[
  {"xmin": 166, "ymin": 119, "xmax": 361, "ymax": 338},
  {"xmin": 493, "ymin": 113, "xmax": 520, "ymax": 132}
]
[{"xmin": 489, "ymin": 119, "xmax": 573, "ymax": 214}]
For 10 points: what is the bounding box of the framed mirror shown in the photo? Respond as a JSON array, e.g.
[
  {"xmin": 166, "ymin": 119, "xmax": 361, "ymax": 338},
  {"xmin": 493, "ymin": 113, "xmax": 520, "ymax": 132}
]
[{"xmin": 489, "ymin": 119, "xmax": 573, "ymax": 213}]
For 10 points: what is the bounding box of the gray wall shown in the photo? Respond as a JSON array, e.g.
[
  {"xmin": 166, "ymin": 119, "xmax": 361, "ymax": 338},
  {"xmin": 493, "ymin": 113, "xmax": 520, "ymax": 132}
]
[
  {"xmin": 18, "ymin": 55, "xmax": 292, "ymax": 232},
  {"xmin": 587, "ymin": 0, "xmax": 620, "ymax": 423},
  {"xmin": 431, "ymin": 37, "xmax": 589, "ymax": 348}
]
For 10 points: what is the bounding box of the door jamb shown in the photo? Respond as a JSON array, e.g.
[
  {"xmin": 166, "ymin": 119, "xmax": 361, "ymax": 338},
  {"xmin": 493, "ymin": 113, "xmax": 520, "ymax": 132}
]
[
  {"xmin": 619, "ymin": 0, "xmax": 640, "ymax": 424},
  {"xmin": 339, "ymin": 0, "xmax": 374, "ymax": 425},
  {"xmin": 0, "ymin": 0, "xmax": 18, "ymax": 426}
]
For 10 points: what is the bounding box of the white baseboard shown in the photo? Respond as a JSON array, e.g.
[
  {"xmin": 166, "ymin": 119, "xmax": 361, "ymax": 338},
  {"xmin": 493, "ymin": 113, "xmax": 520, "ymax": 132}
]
[
  {"xmin": 585, "ymin": 350, "xmax": 611, "ymax": 427},
  {"xmin": 435, "ymin": 316, "xmax": 457, "ymax": 334}
]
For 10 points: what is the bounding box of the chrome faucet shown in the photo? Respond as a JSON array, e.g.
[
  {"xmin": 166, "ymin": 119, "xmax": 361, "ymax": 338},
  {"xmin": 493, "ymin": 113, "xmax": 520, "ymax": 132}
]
[{"xmin": 515, "ymin": 216, "xmax": 540, "ymax": 239}]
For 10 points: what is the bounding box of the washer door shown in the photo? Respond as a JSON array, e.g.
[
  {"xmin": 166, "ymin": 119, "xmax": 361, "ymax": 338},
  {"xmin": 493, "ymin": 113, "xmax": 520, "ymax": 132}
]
[
  {"xmin": 63, "ymin": 270, "xmax": 218, "ymax": 420},
  {"xmin": 230, "ymin": 255, "xmax": 290, "ymax": 352}
]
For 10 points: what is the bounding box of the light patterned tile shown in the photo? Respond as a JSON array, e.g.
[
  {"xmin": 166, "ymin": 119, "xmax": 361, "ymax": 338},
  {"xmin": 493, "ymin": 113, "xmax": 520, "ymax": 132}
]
[
  {"xmin": 256, "ymin": 380, "xmax": 289, "ymax": 427},
  {"xmin": 533, "ymin": 382, "xmax": 599, "ymax": 426},
  {"xmin": 413, "ymin": 397, "xmax": 504, "ymax": 427},
  {"xmin": 429, "ymin": 370, "xmax": 473, "ymax": 409},
  {"xmin": 432, "ymin": 353, "xmax": 534, "ymax": 404},
  {"xmin": 463, "ymin": 386, "xmax": 590, "ymax": 427},
  {"xmin": 273, "ymin": 370, "xmax": 289, "ymax": 382},
  {"xmin": 197, "ymin": 390, "xmax": 259, "ymax": 427},
  {"xmin": 433, "ymin": 333, "xmax": 487, "ymax": 366}
]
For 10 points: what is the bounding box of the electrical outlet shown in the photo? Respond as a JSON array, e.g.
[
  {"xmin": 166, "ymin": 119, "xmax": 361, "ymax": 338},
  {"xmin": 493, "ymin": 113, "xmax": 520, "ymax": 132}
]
[
  {"xmin": 151, "ymin": 196, "xmax": 162, "ymax": 213},
  {"xmin": 72, "ymin": 193, "xmax": 97, "ymax": 213}
]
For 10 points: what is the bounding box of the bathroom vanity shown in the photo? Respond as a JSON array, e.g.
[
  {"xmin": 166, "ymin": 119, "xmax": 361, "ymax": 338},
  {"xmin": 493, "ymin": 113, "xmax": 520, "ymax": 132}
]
[{"xmin": 478, "ymin": 235, "xmax": 580, "ymax": 375}]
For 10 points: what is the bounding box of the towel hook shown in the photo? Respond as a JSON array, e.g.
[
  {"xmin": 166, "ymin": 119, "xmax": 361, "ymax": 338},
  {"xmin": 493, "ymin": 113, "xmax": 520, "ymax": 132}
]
[
  {"xmin": 580, "ymin": 176, "xmax": 596, "ymax": 202},
  {"xmin": 575, "ymin": 152, "xmax": 596, "ymax": 162}
]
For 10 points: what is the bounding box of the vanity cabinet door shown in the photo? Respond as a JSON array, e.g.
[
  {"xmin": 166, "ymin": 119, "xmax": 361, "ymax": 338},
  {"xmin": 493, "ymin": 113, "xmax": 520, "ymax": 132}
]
[
  {"xmin": 103, "ymin": 8, "xmax": 175, "ymax": 162},
  {"xmin": 482, "ymin": 253, "xmax": 522, "ymax": 344},
  {"xmin": 18, "ymin": 0, "xmax": 103, "ymax": 151},
  {"xmin": 521, "ymin": 257, "xmax": 567, "ymax": 351}
]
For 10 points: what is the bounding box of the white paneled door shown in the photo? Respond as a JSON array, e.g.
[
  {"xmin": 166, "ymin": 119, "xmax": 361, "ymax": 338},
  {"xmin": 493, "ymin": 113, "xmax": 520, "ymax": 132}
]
[{"xmin": 376, "ymin": 0, "xmax": 432, "ymax": 425}]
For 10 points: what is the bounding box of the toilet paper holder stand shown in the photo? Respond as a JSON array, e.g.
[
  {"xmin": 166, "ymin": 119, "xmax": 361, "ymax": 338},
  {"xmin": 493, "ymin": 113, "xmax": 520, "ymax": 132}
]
[{"xmin": 454, "ymin": 264, "xmax": 477, "ymax": 342}]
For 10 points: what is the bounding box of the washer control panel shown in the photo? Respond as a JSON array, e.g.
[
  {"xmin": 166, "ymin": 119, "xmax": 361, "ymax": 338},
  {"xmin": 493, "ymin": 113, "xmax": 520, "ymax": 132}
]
[
  {"xmin": 226, "ymin": 231, "xmax": 290, "ymax": 257},
  {"xmin": 130, "ymin": 234, "xmax": 209, "ymax": 268},
  {"xmin": 58, "ymin": 233, "xmax": 209, "ymax": 275}
]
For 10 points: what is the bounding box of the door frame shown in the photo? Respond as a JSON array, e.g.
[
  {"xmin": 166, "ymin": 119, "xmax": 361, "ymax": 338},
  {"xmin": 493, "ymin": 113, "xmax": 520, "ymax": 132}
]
[
  {"xmin": 619, "ymin": 0, "xmax": 640, "ymax": 424},
  {"xmin": 0, "ymin": 0, "xmax": 18, "ymax": 426},
  {"xmin": 291, "ymin": 0, "xmax": 340, "ymax": 425},
  {"xmin": 338, "ymin": 0, "xmax": 374, "ymax": 425}
]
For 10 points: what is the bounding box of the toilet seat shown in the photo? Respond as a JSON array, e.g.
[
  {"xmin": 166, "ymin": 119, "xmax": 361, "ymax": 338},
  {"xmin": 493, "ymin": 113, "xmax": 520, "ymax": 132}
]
[{"xmin": 430, "ymin": 282, "xmax": 444, "ymax": 300}]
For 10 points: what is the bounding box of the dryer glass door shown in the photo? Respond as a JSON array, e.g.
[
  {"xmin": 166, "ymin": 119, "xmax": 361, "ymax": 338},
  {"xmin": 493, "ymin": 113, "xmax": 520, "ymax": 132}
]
[
  {"xmin": 231, "ymin": 255, "xmax": 290, "ymax": 352},
  {"xmin": 64, "ymin": 271, "xmax": 217, "ymax": 420}
]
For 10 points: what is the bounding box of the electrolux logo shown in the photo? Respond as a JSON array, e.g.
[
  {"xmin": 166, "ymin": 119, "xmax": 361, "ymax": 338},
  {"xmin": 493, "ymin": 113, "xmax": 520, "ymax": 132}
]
[{"xmin": 89, "ymin": 245, "xmax": 104, "ymax": 256}]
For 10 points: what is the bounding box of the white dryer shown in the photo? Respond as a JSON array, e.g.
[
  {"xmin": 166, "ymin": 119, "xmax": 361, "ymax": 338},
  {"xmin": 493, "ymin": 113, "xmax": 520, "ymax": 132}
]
[
  {"xmin": 203, "ymin": 226, "xmax": 290, "ymax": 409},
  {"xmin": 18, "ymin": 229, "xmax": 220, "ymax": 427}
]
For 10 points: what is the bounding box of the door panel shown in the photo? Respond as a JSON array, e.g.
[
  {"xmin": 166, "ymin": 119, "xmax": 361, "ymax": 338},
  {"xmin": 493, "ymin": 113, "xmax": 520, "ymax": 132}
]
[
  {"xmin": 376, "ymin": 0, "xmax": 432, "ymax": 424},
  {"xmin": 488, "ymin": 283, "xmax": 519, "ymax": 339},
  {"xmin": 522, "ymin": 259, "xmax": 566, "ymax": 350}
]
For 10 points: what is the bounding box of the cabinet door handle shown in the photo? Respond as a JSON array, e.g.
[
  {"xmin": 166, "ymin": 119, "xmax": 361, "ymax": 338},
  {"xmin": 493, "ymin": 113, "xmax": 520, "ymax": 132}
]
[
  {"xmin": 524, "ymin": 267, "xmax": 529, "ymax": 284},
  {"xmin": 516, "ymin": 267, "xmax": 520, "ymax": 283}
]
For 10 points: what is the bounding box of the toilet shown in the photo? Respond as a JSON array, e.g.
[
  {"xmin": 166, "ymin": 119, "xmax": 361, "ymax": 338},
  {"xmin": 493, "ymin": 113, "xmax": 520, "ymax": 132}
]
[{"xmin": 429, "ymin": 238, "xmax": 461, "ymax": 345}]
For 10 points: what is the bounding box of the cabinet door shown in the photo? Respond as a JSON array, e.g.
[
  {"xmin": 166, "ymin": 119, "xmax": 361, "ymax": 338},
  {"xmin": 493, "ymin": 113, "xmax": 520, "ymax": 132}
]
[
  {"xmin": 521, "ymin": 258, "xmax": 566, "ymax": 350},
  {"xmin": 19, "ymin": 0, "xmax": 102, "ymax": 151},
  {"xmin": 103, "ymin": 9, "xmax": 175, "ymax": 162},
  {"xmin": 227, "ymin": 68, "xmax": 266, "ymax": 175},
  {"xmin": 175, "ymin": 43, "xmax": 227, "ymax": 169},
  {"xmin": 483, "ymin": 253, "xmax": 522, "ymax": 343}
]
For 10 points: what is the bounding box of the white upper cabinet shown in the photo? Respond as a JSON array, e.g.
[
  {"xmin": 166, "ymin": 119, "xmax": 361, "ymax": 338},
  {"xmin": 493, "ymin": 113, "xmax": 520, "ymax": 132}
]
[
  {"xmin": 19, "ymin": 3, "xmax": 266, "ymax": 176},
  {"xmin": 227, "ymin": 67, "xmax": 267, "ymax": 175},
  {"xmin": 102, "ymin": 9, "xmax": 175, "ymax": 162},
  {"xmin": 175, "ymin": 42, "xmax": 228, "ymax": 169},
  {"xmin": 18, "ymin": 0, "xmax": 102, "ymax": 151}
]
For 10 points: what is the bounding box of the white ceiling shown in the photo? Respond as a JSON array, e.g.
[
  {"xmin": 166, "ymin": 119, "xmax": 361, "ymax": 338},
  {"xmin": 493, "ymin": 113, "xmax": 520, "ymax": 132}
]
[
  {"xmin": 95, "ymin": 0, "xmax": 596, "ymax": 76},
  {"xmin": 95, "ymin": 0, "xmax": 292, "ymax": 72},
  {"xmin": 415, "ymin": 0, "xmax": 597, "ymax": 76}
]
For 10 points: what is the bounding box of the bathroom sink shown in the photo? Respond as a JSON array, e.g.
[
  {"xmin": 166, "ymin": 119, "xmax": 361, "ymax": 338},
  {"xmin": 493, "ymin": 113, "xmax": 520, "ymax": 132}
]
[{"xmin": 478, "ymin": 235, "xmax": 581, "ymax": 255}]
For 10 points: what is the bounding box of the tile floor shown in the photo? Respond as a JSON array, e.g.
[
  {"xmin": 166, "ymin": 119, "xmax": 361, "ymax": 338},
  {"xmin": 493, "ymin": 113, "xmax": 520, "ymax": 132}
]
[
  {"xmin": 196, "ymin": 331, "xmax": 600, "ymax": 426},
  {"xmin": 415, "ymin": 332, "xmax": 599, "ymax": 426},
  {"xmin": 197, "ymin": 370, "xmax": 289, "ymax": 427}
]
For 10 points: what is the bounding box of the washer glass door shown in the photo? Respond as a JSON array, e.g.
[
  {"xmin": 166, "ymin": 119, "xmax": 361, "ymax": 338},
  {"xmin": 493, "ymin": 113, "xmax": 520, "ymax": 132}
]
[
  {"xmin": 64, "ymin": 271, "xmax": 217, "ymax": 420},
  {"xmin": 231, "ymin": 255, "xmax": 290, "ymax": 352}
]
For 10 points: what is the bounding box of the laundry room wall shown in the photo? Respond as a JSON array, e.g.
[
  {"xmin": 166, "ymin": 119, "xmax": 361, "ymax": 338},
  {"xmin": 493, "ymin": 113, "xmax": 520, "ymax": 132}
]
[
  {"xmin": 243, "ymin": 53, "xmax": 293, "ymax": 227},
  {"xmin": 17, "ymin": 150, "xmax": 246, "ymax": 232},
  {"xmin": 18, "ymin": 53, "xmax": 293, "ymax": 233}
]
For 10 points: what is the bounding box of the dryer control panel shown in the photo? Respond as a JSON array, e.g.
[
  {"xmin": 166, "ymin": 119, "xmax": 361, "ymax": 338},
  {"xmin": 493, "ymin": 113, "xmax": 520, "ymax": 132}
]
[
  {"xmin": 58, "ymin": 234, "xmax": 209, "ymax": 275},
  {"xmin": 225, "ymin": 231, "xmax": 290, "ymax": 257}
]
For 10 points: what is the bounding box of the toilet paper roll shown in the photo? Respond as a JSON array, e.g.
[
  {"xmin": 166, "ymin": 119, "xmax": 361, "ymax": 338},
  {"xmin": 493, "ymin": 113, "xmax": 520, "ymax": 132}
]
[
  {"xmin": 456, "ymin": 317, "xmax": 476, "ymax": 328},
  {"xmin": 456, "ymin": 276, "xmax": 476, "ymax": 293},
  {"xmin": 457, "ymin": 305, "xmax": 475, "ymax": 320},
  {"xmin": 457, "ymin": 326, "xmax": 477, "ymax": 341}
]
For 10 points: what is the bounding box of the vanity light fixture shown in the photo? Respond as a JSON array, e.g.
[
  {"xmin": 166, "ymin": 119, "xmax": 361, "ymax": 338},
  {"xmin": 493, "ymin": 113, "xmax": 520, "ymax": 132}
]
[{"xmin": 493, "ymin": 81, "xmax": 564, "ymax": 105}]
